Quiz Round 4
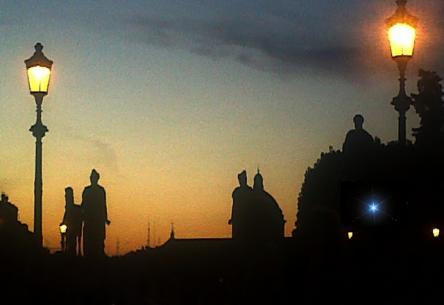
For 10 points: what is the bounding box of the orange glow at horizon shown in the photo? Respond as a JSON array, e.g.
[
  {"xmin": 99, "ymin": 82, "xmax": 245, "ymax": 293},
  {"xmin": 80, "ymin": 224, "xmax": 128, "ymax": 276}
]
[{"xmin": 388, "ymin": 23, "xmax": 416, "ymax": 58}]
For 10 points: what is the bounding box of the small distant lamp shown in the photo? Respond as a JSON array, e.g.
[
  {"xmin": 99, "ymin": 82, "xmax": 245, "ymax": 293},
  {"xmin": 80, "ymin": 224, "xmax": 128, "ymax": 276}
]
[
  {"xmin": 386, "ymin": 0, "xmax": 418, "ymax": 145},
  {"xmin": 59, "ymin": 224, "xmax": 67, "ymax": 252},
  {"xmin": 59, "ymin": 224, "xmax": 67, "ymax": 234},
  {"xmin": 433, "ymin": 228, "xmax": 440, "ymax": 238},
  {"xmin": 347, "ymin": 232, "xmax": 354, "ymax": 240}
]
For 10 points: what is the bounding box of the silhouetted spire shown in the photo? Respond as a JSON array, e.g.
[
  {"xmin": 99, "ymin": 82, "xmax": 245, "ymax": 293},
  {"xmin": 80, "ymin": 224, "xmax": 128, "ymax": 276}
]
[
  {"xmin": 253, "ymin": 169, "xmax": 264, "ymax": 191},
  {"xmin": 170, "ymin": 222, "xmax": 175, "ymax": 240},
  {"xmin": 147, "ymin": 221, "xmax": 151, "ymax": 247}
]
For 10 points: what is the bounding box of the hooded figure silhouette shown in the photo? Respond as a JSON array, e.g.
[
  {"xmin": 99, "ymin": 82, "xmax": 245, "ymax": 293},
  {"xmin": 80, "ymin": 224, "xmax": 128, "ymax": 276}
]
[{"xmin": 81, "ymin": 169, "xmax": 110, "ymax": 257}]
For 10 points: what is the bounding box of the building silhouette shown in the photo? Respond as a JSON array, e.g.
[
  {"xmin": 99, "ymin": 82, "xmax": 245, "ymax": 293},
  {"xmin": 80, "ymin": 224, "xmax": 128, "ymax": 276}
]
[
  {"xmin": 229, "ymin": 170, "xmax": 285, "ymax": 245},
  {"xmin": 0, "ymin": 193, "xmax": 41, "ymax": 256}
]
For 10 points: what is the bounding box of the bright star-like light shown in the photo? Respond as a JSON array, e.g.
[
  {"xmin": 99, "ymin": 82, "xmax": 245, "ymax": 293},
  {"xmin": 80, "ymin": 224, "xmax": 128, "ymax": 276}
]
[{"xmin": 369, "ymin": 203, "xmax": 379, "ymax": 213}]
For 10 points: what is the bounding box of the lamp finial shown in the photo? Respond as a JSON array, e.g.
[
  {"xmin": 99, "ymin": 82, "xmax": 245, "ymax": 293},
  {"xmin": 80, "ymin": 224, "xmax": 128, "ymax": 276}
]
[{"xmin": 35, "ymin": 42, "xmax": 43, "ymax": 52}]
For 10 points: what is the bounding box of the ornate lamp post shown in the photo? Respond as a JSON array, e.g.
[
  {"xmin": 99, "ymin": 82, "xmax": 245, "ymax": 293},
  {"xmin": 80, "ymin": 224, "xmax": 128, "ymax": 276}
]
[
  {"xmin": 386, "ymin": 0, "xmax": 418, "ymax": 145},
  {"xmin": 25, "ymin": 43, "xmax": 53, "ymax": 247}
]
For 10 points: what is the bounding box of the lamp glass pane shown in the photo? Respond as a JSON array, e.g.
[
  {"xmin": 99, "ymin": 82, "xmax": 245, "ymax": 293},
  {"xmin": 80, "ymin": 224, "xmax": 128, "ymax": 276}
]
[
  {"xmin": 60, "ymin": 224, "xmax": 67, "ymax": 234},
  {"xmin": 27, "ymin": 66, "xmax": 51, "ymax": 93},
  {"xmin": 388, "ymin": 23, "xmax": 416, "ymax": 57}
]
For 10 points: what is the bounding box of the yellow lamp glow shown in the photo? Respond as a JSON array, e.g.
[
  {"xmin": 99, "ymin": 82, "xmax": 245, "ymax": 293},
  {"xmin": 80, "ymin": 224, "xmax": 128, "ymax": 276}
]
[
  {"xmin": 27, "ymin": 66, "xmax": 51, "ymax": 94},
  {"xmin": 388, "ymin": 23, "xmax": 416, "ymax": 58},
  {"xmin": 59, "ymin": 224, "xmax": 68, "ymax": 234},
  {"xmin": 433, "ymin": 228, "xmax": 440, "ymax": 238},
  {"xmin": 386, "ymin": 1, "xmax": 418, "ymax": 60},
  {"xmin": 24, "ymin": 43, "xmax": 53, "ymax": 95},
  {"xmin": 347, "ymin": 232, "xmax": 353, "ymax": 240}
]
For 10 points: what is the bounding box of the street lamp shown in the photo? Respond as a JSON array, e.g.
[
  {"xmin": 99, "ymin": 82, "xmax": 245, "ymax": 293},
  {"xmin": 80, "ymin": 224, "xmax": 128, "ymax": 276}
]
[
  {"xmin": 433, "ymin": 228, "xmax": 440, "ymax": 238},
  {"xmin": 386, "ymin": 0, "xmax": 418, "ymax": 145},
  {"xmin": 25, "ymin": 43, "xmax": 53, "ymax": 247},
  {"xmin": 59, "ymin": 224, "xmax": 67, "ymax": 252}
]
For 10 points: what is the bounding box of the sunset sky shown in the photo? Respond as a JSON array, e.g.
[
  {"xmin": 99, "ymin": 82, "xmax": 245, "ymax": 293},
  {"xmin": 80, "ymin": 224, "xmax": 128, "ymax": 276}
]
[{"xmin": 0, "ymin": 0, "xmax": 443, "ymax": 254}]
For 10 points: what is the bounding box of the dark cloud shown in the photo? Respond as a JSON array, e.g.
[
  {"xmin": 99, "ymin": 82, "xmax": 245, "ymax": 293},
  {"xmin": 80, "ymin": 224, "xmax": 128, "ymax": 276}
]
[
  {"xmin": 125, "ymin": 0, "xmax": 444, "ymax": 79},
  {"xmin": 128, "ymin": 15, "xmax": 364, "ymax": 78}
]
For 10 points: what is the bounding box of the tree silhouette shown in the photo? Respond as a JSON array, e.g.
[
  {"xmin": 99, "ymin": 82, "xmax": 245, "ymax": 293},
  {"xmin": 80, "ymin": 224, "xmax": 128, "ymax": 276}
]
[{"xmin": 412, "ymin": 69, "xmax": 444, "ymax": 149}]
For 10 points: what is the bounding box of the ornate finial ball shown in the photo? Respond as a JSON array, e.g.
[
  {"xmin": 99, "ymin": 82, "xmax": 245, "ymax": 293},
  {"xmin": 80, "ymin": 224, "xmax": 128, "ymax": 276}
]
[{"xmin": 34, "ymin": 43, "xmax": 43, "ymax": 52}]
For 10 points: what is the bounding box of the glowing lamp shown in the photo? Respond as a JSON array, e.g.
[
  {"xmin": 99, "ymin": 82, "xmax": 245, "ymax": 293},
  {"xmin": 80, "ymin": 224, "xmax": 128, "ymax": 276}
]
[
  {"xmin": 433, "ymin": 228, "xmax": 440, "ymax": 238},
  {"xmin": 388, "ymin": 23, "xmax": 416, "ymax": 58},
  {"xmin": 25, "ymin": 43, "xmax": 53, "ymax": 95},
  {"xmin": 386, "ymin": 0, "xmax": 418, "ymax": 59},
  {"xmin": 59, "ymin": 224, "xmax": 68, "ymax": 234},
  {"xmin": 347, "ymin": 232, "xmax": 353, "ymax": 240},
  {"xmin": 385, "ymin": 1, "xmax": 418, "ymax": 145}
]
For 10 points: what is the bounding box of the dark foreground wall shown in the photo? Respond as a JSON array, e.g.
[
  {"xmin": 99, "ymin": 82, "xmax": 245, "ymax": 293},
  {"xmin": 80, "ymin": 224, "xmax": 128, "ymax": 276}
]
[{"xmin": 1, "ymin": 236, "xmax": 444, "ymax": 305}]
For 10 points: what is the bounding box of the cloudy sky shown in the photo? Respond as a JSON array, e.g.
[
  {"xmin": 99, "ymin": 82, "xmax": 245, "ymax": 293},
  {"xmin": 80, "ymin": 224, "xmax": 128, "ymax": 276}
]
[{"xmin": 0, "ymin": 0, "xmax": 443, "ymax": 254}]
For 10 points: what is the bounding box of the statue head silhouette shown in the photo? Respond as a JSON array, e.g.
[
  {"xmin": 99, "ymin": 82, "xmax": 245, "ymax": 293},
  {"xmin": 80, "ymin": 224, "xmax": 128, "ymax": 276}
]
[
  {"xmin": 238, "ymin": 170, "xmax": 247, "ymax": 187},
  {"xmin": 65, "ymin": 187, "xmax": 74, "ymax": 206},
  {"xmin": 1, "ymin": 192, "xmax": 7, "ymax": 203},
  {"xmin": 90, "ymin": 169, "xmax": 100, "ymax": 185},
  {"xmin": 353, "ymin": 114, "xmax": 364, "ymax": 130},
  {"xmin": 253, "ymin": 169, "xmax": 264, "ymax": 191}
]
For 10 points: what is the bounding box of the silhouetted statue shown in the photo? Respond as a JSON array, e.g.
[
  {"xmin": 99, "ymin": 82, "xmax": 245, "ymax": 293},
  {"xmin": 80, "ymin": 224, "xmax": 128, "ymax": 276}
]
[
  {"xmin": 229, "ymin": 170, "xmax": 253, "ymax": 240},
  {"xmin": 230, "ymin": 170, "xmax": 285, "ymax": 244},
  {"xmin": 61, "ymin": 187, "xmax": 82, "ymax": 256},
  {"xmin": 81, "ymin": 169, "xmax": 110, "ymax": 257},
  {"xmin": 0, "ymin": 193, "xmax": 18, "ymax": 226},
  {"xmin": 342, "ymin": 114, "xmax": 374, "ymax": 154},
  {"xmin": 252, "ymin": 170, "xmax": 285, "ymax": 242},
  {"xmin": 412, "ymin": 69, "xmax": 444, "ymax": 148}
]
